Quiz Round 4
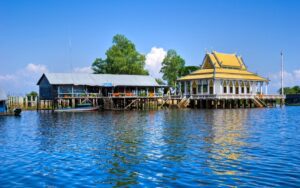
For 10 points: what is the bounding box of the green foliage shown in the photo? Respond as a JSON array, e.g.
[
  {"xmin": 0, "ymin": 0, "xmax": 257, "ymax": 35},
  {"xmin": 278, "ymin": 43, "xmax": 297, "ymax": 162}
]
[
  {"xmin": 179, "ymin": 66, "xmax": 199, "ymax": 77},
  {"xmin": 155, "ymin": 78, "xmax": 166, "ymax": 85},
  {"xmin": 92, "ymin": 34, "xmax": 148, "ymax": 75},
  {"xmin": 160, "ymin": 50, "xmax": 185, "ymax": 87},
  {"xmin": 278, "ymin": 86, "xmax": 300, "ymax": 94},
  {"xmin": 26, "ymin": 91, "xmax": 38, "ymax": 97}
]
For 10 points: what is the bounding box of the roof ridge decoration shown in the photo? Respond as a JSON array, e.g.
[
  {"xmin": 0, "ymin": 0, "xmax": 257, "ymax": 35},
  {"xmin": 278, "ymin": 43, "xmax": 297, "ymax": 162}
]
[
  {"xmin": 212, "ymin": 51, "xmax": 221, "ymax": 67},
  {"xmin": 235, "ymin": 54, "xmax": 247, "ymax": 70},
  {"xmin": 210, "ymin": 51, "xmax": 245, "ymax": 70},
  {"xmin": 177, "ymin": 51, "xmax": 268, "ymax": 82}
]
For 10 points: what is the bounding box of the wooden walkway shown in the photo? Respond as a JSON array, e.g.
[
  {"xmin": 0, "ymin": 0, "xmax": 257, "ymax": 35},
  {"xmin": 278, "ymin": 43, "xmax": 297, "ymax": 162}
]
[{"xmin": 33, "ymin": 94, "xmax": 285, "ymax": 111}]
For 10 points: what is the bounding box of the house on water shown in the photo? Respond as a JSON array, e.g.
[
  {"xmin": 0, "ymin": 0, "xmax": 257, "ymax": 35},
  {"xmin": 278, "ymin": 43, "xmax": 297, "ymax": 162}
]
[
  {"xmin": 177, "ymin": 51, "xmax": 283, "ymax": 108},
  {"xmin": 37, "ymin": 73, "xmax": 166, "ymax": 109},
  {"xmin": 0, "ymin": 88, "xmax": 7, "ymax": 113}
]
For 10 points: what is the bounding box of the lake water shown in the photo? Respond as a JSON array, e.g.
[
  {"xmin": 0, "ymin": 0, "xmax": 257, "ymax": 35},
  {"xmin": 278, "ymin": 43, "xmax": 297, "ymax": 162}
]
[{"xmin": 0, "ymin": 107, "xmax": 300, "ymax": 187}]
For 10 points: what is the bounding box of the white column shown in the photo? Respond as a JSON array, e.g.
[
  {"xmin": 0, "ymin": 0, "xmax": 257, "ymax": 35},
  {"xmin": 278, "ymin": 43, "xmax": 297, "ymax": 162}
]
[
  {"xmin": 226, "ymin": 82, "xmax": 229, "ymax": 94},
  {"xmin": 201, "ymin": 81, "xmax": 204, "ymax": 95},
  {"xmin": 253, "ymin": 82, "xmax": 256, "ymax": 94},
  {"xmin": 207, "ymin": 81, "xmax": 209, "ymax": 95},
  {"xmin": 184, "ymin": 82, "xmax": 187, "ymax": 96},
  {"xmin": 260, "ymin": 82, "xmax": 263, "ymax": 95},
  {"xmin": 196, "ymin": 81, "xmax": 199, "ymax": 94},
  {"xmin": 220, "ymin": 81, "xmax": 223, "ymax": 94},
  {"xmin": 265, "ymin": 83, "xmax": 268, "ymax": 95},
  {"xmin": 233, "ymin": 82, "xmax": 236, "ymax": 94},
  {"xmin": 190, "ymin": 81, "xmax": 193, "ymax": 95},
  {"xmin": 213, "ymin": 80, "xmax": 215, "ymax": 94},
  {"xmin": 179, "ymin": 82, "xmax": 181, "ymax": 95}
]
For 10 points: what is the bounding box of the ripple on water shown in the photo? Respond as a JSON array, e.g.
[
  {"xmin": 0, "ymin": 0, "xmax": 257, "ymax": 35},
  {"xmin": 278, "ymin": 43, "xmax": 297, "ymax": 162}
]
[{"xmin": 0, "ymin": 108, "xmax": 300, "ymax": 187}]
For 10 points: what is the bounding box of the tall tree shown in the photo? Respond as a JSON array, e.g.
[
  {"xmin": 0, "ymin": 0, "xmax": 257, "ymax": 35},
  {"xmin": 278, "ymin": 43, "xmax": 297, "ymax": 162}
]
[
  {"xmin": 160, "ymin": 50, "xmax": 185, "ymax": 86},
  {"xmin": 179, "ymin": 66, "xmax": 199, "ymax": 77},
  {"xmin": 92, "ymin": 34, "xmax": 148, "ymax": 75}
]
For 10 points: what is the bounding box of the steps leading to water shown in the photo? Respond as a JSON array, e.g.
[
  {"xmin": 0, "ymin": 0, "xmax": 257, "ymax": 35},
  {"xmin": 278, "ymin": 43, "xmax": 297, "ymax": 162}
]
[
  {"xmin": 178, "ymin": 97, "xmax": 191, "ymax": 108},
  {"xmin": 252, "ymin": 97, "xmax": 267, "ymax": 108}
]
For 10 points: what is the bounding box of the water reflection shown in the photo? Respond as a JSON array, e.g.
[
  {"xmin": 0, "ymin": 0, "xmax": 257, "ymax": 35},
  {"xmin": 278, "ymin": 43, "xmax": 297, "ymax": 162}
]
[
  {"xmin": 203, "ymin": 109, "xmax": 249, "ymax": 176},
  {"xmin": 0, "ymin": 109, "xmax": 299, "ymax": 187},
  {"xmin": 105, "ymin": 111, "xmax": 147, "ymax": 187}
]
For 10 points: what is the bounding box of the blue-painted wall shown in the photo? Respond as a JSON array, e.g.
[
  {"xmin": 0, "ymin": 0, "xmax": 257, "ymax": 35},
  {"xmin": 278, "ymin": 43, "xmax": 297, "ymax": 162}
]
[
  {"xmin": 39, "ymin": 75, "xmax": 55, "ymax": 100},
  {"xmin": 0, "ymin": 101, "xmax": 7, "ymax": 113}
]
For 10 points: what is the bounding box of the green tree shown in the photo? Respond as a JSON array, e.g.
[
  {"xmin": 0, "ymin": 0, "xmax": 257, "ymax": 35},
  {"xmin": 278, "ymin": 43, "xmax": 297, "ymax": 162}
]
[
  {"xmin": 155, "ymin": 78, "xmax": 166, "ymax": 85},
  {"xmin": 26, "ymin": 91, "xmax": 38, "ymax": 100},
  {"xmin": 160, "ymin": 50, "xmax": 185, "ymax": 87},
  {"xmin": 92, "ymin": 34, "xmax": 148, "ymax": 75},
  {"xmin": 179, "ymin": 66, "xmax": 199, "ymax": 77},
  {"xmin": 26, "ymin": 91, "xmax": 38, "ymax": 97},
  {"xmin": 278, "ymin": 86, "xmax": 300, "ymax": 94}
]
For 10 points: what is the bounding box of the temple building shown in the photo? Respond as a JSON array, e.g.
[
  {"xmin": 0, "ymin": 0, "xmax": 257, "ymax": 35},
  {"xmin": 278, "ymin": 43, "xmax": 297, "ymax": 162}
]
[
  {"xmin": 177, "ymin": 51, "xmax": 282, "ymax": 108},
  {"xmin": 178, "ymin": 51, "xmax": 268, "ymax": 96}
]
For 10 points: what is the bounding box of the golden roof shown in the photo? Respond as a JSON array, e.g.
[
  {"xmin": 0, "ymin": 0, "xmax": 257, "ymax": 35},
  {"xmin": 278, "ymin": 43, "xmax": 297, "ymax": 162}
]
[
  {"xmin": 178, "ymin": 51, "xmax": 267, "ymax": 82},
  {"xmin": 213, "ymin": 52, "xmax": 242, "ymax": 68}
]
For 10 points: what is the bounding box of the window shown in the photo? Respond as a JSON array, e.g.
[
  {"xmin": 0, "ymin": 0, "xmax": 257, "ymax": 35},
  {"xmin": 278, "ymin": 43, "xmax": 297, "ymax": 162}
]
[
  {"xmin": 247, "ymin": 87, "xmax": 250, "ymax": 93},
  {"xmin": 230, "ymin": 87, "xmax": 233, "ymax": 93},
  {"xmin": 181, "ymin": 82, "xmax": 185, "ymax": 93},
  {"xmin": 241, "ymin": 87, "xmax": 245, "ymax": 93},
  {"xmin": 236, "ymin": 87, "xmax": 239, "ymax": 94},
  {"xmin": 223, "ymin": 86, "xmax": 227, "ymax": 93},
  {"xmin": 203, "ymin": 84, "xmax": 208, "ymax": 93},
  {"xmin": 209, "ymin": 86, "xmax": 213, "ymax": 94},
  {"xmin": 187, "ymin": 82, "xmax": 190, "ymax": 93},
  {"xmin": 198, "ymin": 85, "xmax": 202, "ymax": 94}
]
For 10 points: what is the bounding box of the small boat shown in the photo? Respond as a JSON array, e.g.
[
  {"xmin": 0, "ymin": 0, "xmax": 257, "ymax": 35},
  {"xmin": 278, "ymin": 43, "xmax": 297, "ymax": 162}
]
[
  {"xmin": 54, "ymin": 106, "xmax": 99, "ymax": 112},
  {"xmin": 13, "ymin": 108, "xmax": 22, "ymax": 116},
  {"xmin": 0, "ymin": 108, "xmax": 22, "ymax": 116}
]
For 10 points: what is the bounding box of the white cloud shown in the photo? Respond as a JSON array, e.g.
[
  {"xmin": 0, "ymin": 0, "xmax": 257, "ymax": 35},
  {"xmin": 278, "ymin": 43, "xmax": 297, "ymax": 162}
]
[
  {"xmin": 73, "ymin": 66, "xmax": 93, "ymax": 73},
  {"xmin": 0, "ymin": 74, "xmax": 16, "ymax": 81},
  {"xmin": 0, "ymin": 63, "xmax": 48, "ymax": 95},
  {"xmin": 25, "ymin": 63, "xmax": 48, "ymax": 74},
  {"xmin": 269, "ymin": 69, "xmax": 300, "ymax": 93},
  {"xmin": 145, "ymin": 47, "xmax": 167, "ymax": 78},
  {"xmin": 294, "ymin": 69, "xmax": 300, "ymax": 79}
]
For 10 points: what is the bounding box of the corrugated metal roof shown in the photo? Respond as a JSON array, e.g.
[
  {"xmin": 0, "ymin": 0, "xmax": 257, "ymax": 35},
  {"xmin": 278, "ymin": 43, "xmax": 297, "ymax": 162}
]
[
  {"xmin": 38, "ymin": 73, "xmax": 160, "ymax": 87},
  {"xmin": 0, "ymin": 88, "xmax": 7, "ymax": 101}
]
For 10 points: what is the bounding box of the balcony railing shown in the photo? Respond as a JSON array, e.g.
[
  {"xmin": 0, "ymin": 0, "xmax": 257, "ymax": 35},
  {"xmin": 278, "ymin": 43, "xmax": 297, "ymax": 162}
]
[
  {"xmin": 57, "ymin": 93, "xmax": 102, "ymax": 98},
  {"xmin": 108, "ymin": 92, "xmax": 164, "ymax": 97},
  {"xmin": 187, "ymin": 94, "xmax": 284, "ymax": 100}
]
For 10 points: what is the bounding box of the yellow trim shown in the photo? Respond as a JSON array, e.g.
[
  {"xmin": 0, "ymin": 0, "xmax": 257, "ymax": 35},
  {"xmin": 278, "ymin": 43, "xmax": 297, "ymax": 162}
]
[{"xmin": 179, "ymin": 51, "xmax": 267, "ymax": 82}]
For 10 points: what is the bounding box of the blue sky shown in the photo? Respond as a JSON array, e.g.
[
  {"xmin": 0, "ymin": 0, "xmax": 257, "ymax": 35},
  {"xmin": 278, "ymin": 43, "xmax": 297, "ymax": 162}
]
[{"xmin": 0, "ymin": 0, "xmax": 300, "ymax": 94}]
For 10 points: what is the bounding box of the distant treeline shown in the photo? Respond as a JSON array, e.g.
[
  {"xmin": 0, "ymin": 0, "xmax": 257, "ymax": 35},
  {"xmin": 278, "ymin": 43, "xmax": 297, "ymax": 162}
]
[
  {"xmin": 91, "ymin": 34, "xmax": 199, "ymax": 87},
  {"xmin": 278, "ymin": 86, "xmax": 300, "ymax": 94}
]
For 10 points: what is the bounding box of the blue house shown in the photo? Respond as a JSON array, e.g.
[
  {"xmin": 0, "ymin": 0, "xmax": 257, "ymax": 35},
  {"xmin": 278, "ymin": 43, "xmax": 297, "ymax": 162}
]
[{"xmin": 0, "ymin": 88, "xmax": 7, "ymax": 113}]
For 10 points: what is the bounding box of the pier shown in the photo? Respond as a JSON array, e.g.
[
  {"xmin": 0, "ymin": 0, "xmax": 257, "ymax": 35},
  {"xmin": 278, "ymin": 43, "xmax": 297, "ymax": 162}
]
[{"xmin": 35, "ymin": 93, "xmax": 284, "ymax": 111}]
